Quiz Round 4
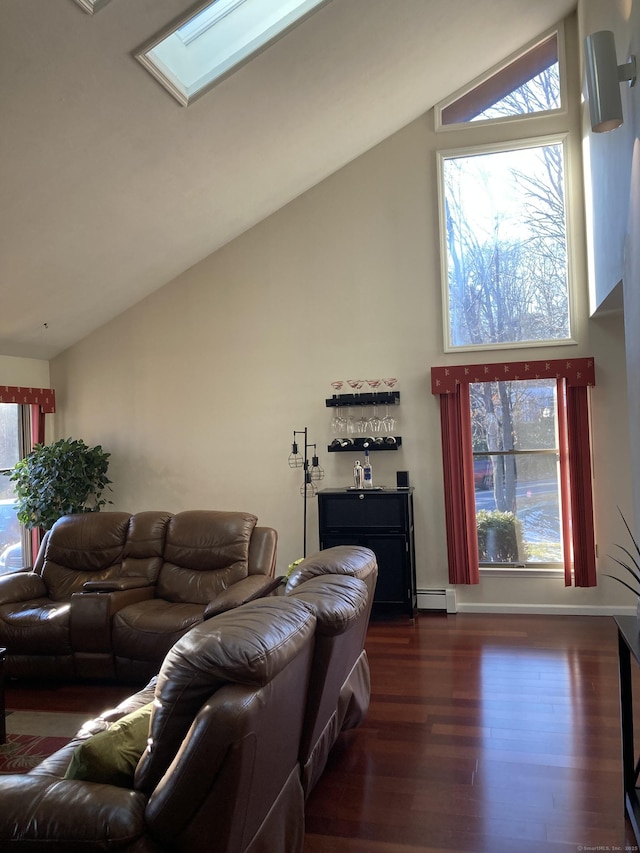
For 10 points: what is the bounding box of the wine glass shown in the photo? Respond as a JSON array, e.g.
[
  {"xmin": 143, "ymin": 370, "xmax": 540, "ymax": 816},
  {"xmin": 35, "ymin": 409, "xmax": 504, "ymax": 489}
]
[
  {"xmin": 331, "ymin": 408, "xmax": 346, "ymax": 434},
  {"xmin": 367, "ymin": 404, "xmax": 382, "ymax": 433},
  {"xmin": 381, "ymin": 378, "xmax": 398, "ymax": 432},
  {"xmin": 381, "ymin": 406, "xmax": 396, "ymax": 433},
  {"xmin": 330, "ymin": 381, "xmax": 345, "ymax": 433}
]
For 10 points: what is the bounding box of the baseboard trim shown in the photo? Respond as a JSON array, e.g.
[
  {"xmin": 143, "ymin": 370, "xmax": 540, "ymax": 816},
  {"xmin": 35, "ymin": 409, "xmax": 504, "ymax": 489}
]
[
  {"xmin": 417, "ymin": 589, "xmax": 457, "ymax": 613},
  {"xmin": 416, "ymin": 594, "xmax": 636, "ymax": 617}
]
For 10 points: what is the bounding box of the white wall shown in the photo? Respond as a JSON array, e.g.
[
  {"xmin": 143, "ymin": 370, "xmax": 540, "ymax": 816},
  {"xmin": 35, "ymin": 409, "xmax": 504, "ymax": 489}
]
[
  {"xmin": 50, "ymin": 13, "xmax": 633, "ymax": 614},
  {"xmin": 579, "ymin": 0, "xmax": 639, "ymax": 311},
  {"xmin": 579, "ymin": 0, "xmax": 640, "ymax": 545},
  {"xmin": 0, "ymin": 356, "xmax": 50, "ymax": 389}
]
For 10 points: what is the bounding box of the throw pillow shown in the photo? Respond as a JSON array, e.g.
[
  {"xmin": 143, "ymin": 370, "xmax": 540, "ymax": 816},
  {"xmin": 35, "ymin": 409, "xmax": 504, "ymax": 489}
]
[{"xmin": 64, "ymin": 702, "xmax": 153, "ymax": 788}]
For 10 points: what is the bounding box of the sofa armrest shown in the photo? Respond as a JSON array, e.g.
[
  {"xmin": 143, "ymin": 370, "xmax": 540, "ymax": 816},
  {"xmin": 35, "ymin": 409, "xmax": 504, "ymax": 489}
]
[
  {"xmin": 203, "ymin": 575, "xmax": 286, "ymax": 620},
  {"xmin": 82, "ymin": 577, "xmax": 152, "ymax": 592},
  {"xmin": 0, "ymin": 775, "xmax": 147, "ymax": 849},
  {"xmin": 0, "ymin": 571, "xmax": 47, "ymax": 605},
  {"xmin": 70, "ymin": 587, "xmax": 155, "ymax": 652},
  {"xmin": 248, "ymin": 526, "xmax": 278, "ymax": 576}
]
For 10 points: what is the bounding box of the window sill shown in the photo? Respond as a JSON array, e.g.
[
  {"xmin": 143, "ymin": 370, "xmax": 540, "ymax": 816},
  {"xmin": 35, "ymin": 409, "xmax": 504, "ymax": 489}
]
[{"xmin": 480, "ymin": 566, "xmax": 564, "ymax": 579}]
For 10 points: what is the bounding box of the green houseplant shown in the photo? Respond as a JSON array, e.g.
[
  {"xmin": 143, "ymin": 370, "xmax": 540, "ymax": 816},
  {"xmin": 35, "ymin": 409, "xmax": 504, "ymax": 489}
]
[{"xmin": 5, "ymin": 438, "xmax": 112, "ymax": 531}]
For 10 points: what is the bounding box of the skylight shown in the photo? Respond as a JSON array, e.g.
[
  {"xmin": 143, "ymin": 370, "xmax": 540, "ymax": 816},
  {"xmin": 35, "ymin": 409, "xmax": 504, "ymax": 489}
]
[{"xmin": 136, "ymin": 0, "xmax": 331, "ymax": 106}]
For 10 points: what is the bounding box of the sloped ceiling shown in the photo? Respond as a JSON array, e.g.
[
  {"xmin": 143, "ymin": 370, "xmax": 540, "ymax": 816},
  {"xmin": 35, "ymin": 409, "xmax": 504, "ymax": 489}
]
[{"xmin": 1, "ymin": 0, "xmax": 576, "ymax": 359}]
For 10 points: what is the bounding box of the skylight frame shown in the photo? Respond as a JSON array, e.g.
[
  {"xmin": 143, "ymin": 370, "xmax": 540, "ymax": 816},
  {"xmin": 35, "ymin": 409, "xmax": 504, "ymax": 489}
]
[
  {"xmin": 72, "ymin": 0, "xmax": 113, "ymax": 14},
  {"xmin": 434, "ymin": 23, "xmax": 568, "ymax": 132},
  {"xmin": 135, "ymin": 0, "xmax": 333, "ymax": 107}
]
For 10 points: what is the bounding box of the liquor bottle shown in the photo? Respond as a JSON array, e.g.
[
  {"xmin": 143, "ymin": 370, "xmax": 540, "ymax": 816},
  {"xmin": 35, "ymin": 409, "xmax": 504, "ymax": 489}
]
[{"xmin": 363, "ymin": 450, "xmax": 373, "ymax": 489}]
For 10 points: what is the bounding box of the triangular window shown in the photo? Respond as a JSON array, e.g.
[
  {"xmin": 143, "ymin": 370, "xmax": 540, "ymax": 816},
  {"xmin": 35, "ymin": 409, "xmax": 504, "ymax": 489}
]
[{"xmin": 436, "ymin": 30, "xmax": 562, "ymax": 128}]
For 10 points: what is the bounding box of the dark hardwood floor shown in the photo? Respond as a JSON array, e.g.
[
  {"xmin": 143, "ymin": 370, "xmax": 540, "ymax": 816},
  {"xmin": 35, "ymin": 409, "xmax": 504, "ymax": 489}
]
[
  {"xmin": 5, "ymin": 612, "xmax": 639, "ymax": 852},
  {"xmin": 306, "ymin": 612, "xmax": 639, "ymax": 852}
]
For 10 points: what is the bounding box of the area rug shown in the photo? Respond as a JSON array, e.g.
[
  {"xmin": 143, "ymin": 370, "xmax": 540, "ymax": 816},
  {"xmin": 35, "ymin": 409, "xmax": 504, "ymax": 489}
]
[{"xmin": 0, "ymin": 733, "xmax": 71, "ymax": 773}]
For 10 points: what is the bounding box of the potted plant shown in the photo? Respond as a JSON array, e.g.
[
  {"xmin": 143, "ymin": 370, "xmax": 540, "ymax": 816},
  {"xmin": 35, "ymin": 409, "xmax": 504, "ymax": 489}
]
[{"xmin": 4, "ymin": 438, "xmax": 112, "ymax": 532}]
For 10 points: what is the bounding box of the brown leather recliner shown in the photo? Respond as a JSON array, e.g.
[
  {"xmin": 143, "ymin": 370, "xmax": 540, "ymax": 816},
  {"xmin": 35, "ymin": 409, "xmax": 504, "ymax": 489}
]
[
  {"xmin": 0, "ymin": 596, "xmax": 318, "ymax": 853},
  {"xmin": 0, "ymin": 510, "xmax": 278, "ymax": 682}
]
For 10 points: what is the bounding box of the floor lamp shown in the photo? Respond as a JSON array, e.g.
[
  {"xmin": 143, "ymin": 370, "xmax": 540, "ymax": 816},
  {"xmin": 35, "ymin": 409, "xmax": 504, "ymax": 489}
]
[{"xmin": 288, "ymin": 428, "xmax": 324, "ymax": 557}]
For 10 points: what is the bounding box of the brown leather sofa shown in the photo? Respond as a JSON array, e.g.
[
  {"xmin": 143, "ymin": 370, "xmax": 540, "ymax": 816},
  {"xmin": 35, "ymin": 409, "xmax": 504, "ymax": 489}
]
[
  {"xmin": 0, "ymin": 546, "xmax": 378, "ymax": 853},
  {"xmin": 0, "ymin": 510, "xmax": 278, "ymax": 682}
]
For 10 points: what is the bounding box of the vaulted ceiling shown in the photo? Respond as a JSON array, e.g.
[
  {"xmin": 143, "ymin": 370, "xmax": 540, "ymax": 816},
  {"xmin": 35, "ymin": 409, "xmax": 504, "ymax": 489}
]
[{"xmin": 1, "ymin": 0, "xmax": 576, "ymax": 359}]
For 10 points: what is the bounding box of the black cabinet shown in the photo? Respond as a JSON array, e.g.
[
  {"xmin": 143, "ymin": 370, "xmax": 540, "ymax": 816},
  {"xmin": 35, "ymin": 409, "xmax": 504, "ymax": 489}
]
[{"xmin": 318, "ymin": 488, "xmax": 416, "ymax": 616}]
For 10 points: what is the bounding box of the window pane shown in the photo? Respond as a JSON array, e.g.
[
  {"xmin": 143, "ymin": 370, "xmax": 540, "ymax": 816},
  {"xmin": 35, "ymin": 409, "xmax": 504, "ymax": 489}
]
[
  {"xmin": 441, "ymin": 33, "xmax": 560, "ymax": 125},
  {"xmin": 471, "ymin": 380, "xmax": 562, "ymax": 565},
  {"xmin": 0, "ymin": 403, "xmax": 22, "ymax": 573},
  {"xmin": 0, "ymin": 403, "xmax": 19, "ymax": 471},
  {"xmin": 442, "ymin": 140, "xmax": 571, "ymax": 349}
]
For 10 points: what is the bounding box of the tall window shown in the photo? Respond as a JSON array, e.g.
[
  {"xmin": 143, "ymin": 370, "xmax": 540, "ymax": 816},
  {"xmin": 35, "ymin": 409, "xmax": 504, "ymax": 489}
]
[
  {"xmin": 439, "ymin": 137, "xmax": 572, "ymax": 351},
  {"xmin": 435, "ymin": 26, "xmax": 573, "ymax": 353}
]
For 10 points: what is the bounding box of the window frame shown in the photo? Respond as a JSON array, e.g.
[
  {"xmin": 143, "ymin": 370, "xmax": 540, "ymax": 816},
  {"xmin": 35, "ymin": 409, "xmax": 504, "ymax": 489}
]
[
  {"xmin": 135, "ymin": 0, "xmax": 333, "ymax": 107},
  {"xmin": 437, "ymin": 132, "xmax": 577, "ymax": 354},
  {"xmin": 434, "ymin": 23, "xmax": 568, "ymax": 132}
]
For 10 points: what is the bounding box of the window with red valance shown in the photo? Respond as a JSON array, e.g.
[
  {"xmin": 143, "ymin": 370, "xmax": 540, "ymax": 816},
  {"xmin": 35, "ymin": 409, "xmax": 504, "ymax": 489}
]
[
  {"xmin": 431, "ymin": 358, "xmax": 596, "ymax": 587},
  {"xmin": 0, "ymin": 386, "xmax": 56, "ymax": 559}
]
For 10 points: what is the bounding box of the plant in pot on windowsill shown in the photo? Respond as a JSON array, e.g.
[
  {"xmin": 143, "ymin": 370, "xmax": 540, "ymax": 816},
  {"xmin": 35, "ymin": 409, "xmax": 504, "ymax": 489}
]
[
  {"xmin": 603, "ymin": 509, "xmax": 640, "ymax": 620},
  {"xmin": 4, "ymin": 437, "xmax": 113, "ymax": 533}
]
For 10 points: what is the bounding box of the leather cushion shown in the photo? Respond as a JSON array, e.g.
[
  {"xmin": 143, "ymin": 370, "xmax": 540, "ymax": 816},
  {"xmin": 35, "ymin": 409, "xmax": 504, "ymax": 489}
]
[
  {"xmin": 156, "ymin": 511, "xmax": 257, "ymax": 604},
  {"xmin": 286, "ymin": 575, "xmax": 369, "ymax": 636},
  {"xmin": 0, "ymin": 600, "xmax": 71, "ymax": 654},
  {"xmin": 285, "ymin": 545, "xmax": 377, "ymax": 593},
  {"xmin": 41, "ymin": 512, "xmax": 133, "ymax": 600},
  {"xmin": 112, "ymin": 599, "xmax": 205, "ymax": 662}
]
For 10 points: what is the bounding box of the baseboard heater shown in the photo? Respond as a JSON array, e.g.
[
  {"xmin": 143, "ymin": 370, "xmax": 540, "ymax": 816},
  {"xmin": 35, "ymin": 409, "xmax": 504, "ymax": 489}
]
[{"xmin": 416, "ymin": 588, "xmax": 457, "ymax": 613}]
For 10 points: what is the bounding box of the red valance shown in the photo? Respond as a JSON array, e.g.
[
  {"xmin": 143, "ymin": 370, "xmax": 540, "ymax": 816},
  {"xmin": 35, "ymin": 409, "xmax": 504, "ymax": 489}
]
[
  {"xmin": 0, "ymin": 386, "xmax": 55, "ymax": 413},
  {"xmin": 431, "ymin": 357, "xmax": 595, "ymax": 394}
]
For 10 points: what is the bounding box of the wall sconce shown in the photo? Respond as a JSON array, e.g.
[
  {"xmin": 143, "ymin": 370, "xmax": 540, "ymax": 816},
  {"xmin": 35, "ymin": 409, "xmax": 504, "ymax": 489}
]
[{"xmin": 584, "ymin": 30, "xmax": 636, "ymax": 133}]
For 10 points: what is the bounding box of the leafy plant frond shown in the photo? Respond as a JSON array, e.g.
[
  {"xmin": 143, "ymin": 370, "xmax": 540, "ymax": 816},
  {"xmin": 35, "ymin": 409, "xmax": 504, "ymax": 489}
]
[
  {"xmin": 610, "ymin": 553, "xmax": 640, "ymax": 586},
  {"xmin": 602, "ymin": 574, "xmax": 640, "ymax": 598},
  {"xmin": 619, "ymin": 507, "xmax": 640, "ymax": 562},
  {"xmin": 604, "ymin": 507, "xmax": 640, "ymax": 599}
]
